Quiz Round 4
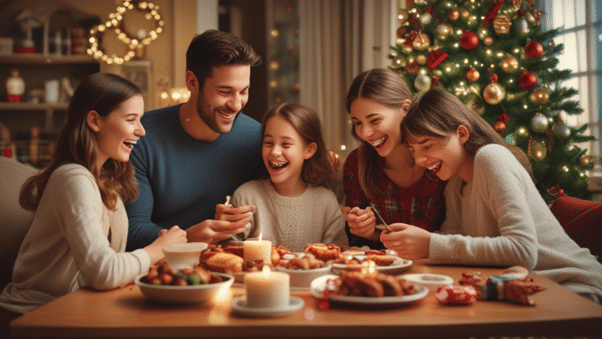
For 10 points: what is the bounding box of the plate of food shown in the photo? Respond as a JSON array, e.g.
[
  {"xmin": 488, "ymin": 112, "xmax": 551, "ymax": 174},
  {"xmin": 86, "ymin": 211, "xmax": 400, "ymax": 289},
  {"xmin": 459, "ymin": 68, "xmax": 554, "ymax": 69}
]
[
  {"xmin": 135, "ymin": 266, "xmax": 234, "ymax": 304},
  {"xmin": 331, "ymin": 255, "xmax": 412, "ymax": 275},
  {"xmin": 273, "ymin": 251, "xmax": 333, "ymax": 290},
  {"xmin": 310, "ymin": 273, "xmax": 428, "ymax": 308}
]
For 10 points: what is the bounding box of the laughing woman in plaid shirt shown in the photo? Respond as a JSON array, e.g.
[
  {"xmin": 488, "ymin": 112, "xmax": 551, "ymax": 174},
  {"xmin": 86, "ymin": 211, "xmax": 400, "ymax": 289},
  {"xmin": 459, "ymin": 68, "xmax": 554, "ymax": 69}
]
[{"xmin": 343, "ymin": 68, "xmax": 446, "ymax": 249}]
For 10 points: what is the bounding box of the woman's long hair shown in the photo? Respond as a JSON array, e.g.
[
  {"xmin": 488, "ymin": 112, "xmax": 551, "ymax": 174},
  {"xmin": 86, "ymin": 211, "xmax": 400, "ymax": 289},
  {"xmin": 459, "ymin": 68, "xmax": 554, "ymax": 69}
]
[
  {"xmin": 400, "ymin": 87, "xmax": 534, "ymax": 180},
  {"xmin": 345, "ymin": 68, "xmax": 413, "ymax": 199},
  {"xmin": 20, "ymin": 73, "xmax": 143, "ymax": 211},
  {"xmin": 262, "ymin": 102, "xmax": 336, "ymax": 188}
]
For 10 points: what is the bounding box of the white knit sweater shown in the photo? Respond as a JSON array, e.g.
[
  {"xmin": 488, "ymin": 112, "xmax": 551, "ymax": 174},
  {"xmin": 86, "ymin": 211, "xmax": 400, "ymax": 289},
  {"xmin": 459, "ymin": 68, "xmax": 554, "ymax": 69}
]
[
  {"xmin": 0, "ymin": 164, "xmax": 150, "ymax": 314},
  {"xmin": 429, "ymin": 144, "xmax": 602, "ymax": 297},
  {"xmin": 231, "ymin": 179, "xmax": 348, "ymax": 252}
]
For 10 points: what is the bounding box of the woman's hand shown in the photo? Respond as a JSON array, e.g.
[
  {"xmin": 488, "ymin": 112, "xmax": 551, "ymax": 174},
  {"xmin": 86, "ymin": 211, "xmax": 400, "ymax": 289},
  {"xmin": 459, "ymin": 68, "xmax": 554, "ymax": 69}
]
[
  {"xmin": 346, "ymin": 206, "xmax": 378, "ymax": 241},
  {"xmin": 144, "ymin": 225, "xmax": 188, "ymax": 264},
  {"xmin": 380, "ymin": 223, "xmax": 431, "ymax": 260}
]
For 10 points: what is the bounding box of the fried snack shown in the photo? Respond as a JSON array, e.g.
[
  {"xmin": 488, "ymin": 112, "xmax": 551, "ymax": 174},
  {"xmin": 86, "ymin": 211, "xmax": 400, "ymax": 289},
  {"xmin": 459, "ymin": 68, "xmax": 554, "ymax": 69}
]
[
  {"xmin": 304, "ymin": 243, "xmax": 341, "ymax": 262},
  {"xmin": 365, "ymin": 249, "xmax": 387, "ymax": 256},
  {"xmin": 200, "ymin": 252, "xmax": 243, "ymax": 274},
  {"xmin": 334, "ymin": 270, "xmax": 416, "ymax": 297},
  {"xmin": 274, "ymin": 245, "xmax": 290, "ymax": 257},
  {"xmin": 223, "ymin": 241, "xmax": 244, "ymax": 258},
  {"xmin": 279, "ymin": 254, "xmax": 327, "ymax": 270},
  {"xmin": 270, "ymin": 246, "xmax": 281, "ymax": 266},
  {"xmin": 366, "ymin": 254, "xmax": 398, "ymax": 266}
]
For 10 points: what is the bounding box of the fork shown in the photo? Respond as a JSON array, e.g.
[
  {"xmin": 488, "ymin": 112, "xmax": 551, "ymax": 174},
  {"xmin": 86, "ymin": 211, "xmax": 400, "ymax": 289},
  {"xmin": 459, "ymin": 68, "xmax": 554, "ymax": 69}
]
[{"xmin": 370, "ymin": 203, "xmax": 392, "ymax": 232}]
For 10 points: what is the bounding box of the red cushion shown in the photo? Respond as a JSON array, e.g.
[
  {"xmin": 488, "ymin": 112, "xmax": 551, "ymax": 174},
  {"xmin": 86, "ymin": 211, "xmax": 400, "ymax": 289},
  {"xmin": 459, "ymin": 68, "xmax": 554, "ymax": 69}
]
[{"xmin": 551, "ymin": 196, "xmax": 602, "ymax": 260}]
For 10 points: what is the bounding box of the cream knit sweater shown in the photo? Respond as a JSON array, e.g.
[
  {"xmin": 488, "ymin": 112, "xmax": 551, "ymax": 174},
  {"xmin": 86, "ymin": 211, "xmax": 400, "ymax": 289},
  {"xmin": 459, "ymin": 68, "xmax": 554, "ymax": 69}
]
[
  {"xmin": 429, "ymin": 144, "xmax": 602, "ymax": 298},
  {"xmin": 0, "ymin": 164, "xmax": 150, "ymax": 314},
  {"xmin": 232, "ymin": 179, "xmax": 348, "ymax": 252}
]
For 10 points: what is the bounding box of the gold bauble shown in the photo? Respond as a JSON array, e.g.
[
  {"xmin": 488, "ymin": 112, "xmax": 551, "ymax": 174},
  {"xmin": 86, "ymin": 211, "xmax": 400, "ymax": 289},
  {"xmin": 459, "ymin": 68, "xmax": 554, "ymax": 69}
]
[
  {"xmin": 461, "ymin": 9, "xmax": 470, "ymax": 18},
  {"xmin": 416, "ymin": 54, "xmax": 427, "ymax": 65},
  {"xmin": 484, "ymin": 37, "xmax": 493, "ymax": 46},
  {"xmin": 435, "ymin": 24, "xmax": 452, "ymax": 39},
  {"xmin": 493, "ymin": 15, "xmax": 512, "ymax": 34},
  {"xmin": 580, "ymin": 155, "xmax": 594, "ymax": 166},
  {"xmin": 398, "ymin": 9, "xmax": 410, "ymax": 25},
  {"xmin": 402, "ymin": 44, "xmax": 413, "ymax": 54},
  {"xmin": 501, "ymin": 55, "xmax": 519, "ymax": 73},
  {"xmin": 533, "ymin": 141, "xmax": 547, "ymax": 160},
  {"xmin": 412, "ymin": 33, "xmax": 431, "ymax": 51},
  {"xmin": 448, "ymin": 9, "xmax": 460, "ymax": 21},
  {"xmin": 530, "ymin": 88, "xmax": 550, "ymax": 103},
  {"xmin": 483, "ymin": 82, "xmax": 506, "ymax": 105}
]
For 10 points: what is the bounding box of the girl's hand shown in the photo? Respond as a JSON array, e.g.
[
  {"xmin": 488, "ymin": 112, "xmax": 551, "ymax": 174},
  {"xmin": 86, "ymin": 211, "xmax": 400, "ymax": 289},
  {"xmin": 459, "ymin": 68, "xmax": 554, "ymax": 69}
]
[
  {"xmin": 346, "ymin": 206, "xmax": 378, "ymax": 241},
  {"xmin": 380, "ymin": 223, "xmax": 431, "ymax": 260},
  {"xmin": 144, "ymin": 226, "xmax": 188, "ymax": 264},
  {"xmin": 215, "ymin": 203, "xmax": 254, "ymax": 222}
]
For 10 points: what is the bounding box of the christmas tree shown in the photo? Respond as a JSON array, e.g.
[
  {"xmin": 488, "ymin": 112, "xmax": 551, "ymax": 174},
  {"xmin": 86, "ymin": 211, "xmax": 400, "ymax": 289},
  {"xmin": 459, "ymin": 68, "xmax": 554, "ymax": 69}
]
[{"xmin": 390, "ymin": 0, "xmax": 596, "ymax": 202}]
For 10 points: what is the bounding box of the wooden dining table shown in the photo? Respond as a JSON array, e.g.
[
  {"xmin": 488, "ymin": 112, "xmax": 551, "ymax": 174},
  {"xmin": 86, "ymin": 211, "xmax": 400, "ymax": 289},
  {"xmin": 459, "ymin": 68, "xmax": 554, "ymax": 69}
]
[{"xmin": 10, "ymin": 261, "xmax": 602, "ymax": 339}]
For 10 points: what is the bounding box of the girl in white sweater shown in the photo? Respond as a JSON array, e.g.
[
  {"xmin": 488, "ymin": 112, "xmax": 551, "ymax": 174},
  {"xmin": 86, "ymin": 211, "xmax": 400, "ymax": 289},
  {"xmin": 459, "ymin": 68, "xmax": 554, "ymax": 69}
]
[
  {"xmin": 382, "ymin": 87, "xmax": 602, "ymax": 303},
  {"xmin": 230, "ymin": 103, "xmax": 347, "ymax": 251},
  {"xmin": 0, "ymin": 73, "xmax": 187, "ymax": 325}
]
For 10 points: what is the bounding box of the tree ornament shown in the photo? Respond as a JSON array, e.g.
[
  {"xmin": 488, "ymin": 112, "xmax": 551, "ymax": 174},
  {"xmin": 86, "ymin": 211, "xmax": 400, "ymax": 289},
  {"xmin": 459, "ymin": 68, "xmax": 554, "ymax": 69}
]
[
  {"xmin": 420, "ymin": 12, "xmax": 433, "ymax": 25},
  {"xmin": 501, "ymin": 55, "xmax": 519, "ymax": 73},
  {"xmin": 505, "ymin": 133, "xmax": 517, "ymax": 145},
  {"xmin": 553, "ymin": 124, "xmax": 571, "ymax": 139},
  {"xmin": 466, "ymin": 68, "xmax": 480, "ymax": 82},
  {"xmin": 414, "ymin": 74, "xmax": 432, "ymax": 92},
  {"xmin": 532, "ymin": 140, "xmax": 547, "ymax": 160},
  {"xmin": 460, "ymin": 31, "xmax": 479, "ymax": 50},
  {"xmin": 407, "ymin": 61, "xmax": 418, "ymax": 74},
  {"xmin": 494, "ymin": 120, "xmax": 506, "ymax": 132},
  {"xmin": 529, "ymin": 88, "xmax": 549, "ymax": 103},
  {"xmin": 493, "ymin": 15, "xmax": 511, "ymax": 34},
  {"xmin": 448, "ymin": 9, "xmax": 460, "ymax": 21},
  {"xmin": 580, "ymin": 155, "xmax": 594, "ymax": 167},
  {"xmin": 461, "ymin": 9, "xmax": 470, "ymax": 19},
  {"xmin": 484, "ymin": 37, "xmax": 493, "ymax": 46},
  {"xmin": 416, "ymin": 54, "xmax": 427, "ymax": 65},
  {"xmin": 435, "ymin": 24, "xmax": 452, "ymax": 39},
  {"xmin": 412, "ymin": 33, "xmax": 431, "ymax": 51},
  {"xmin": 519, "ymin": 71, "xmax": 537, "ymax": 89},
  {"xmin": 525, "ymin": 41, "xmax": 543, "ymax": 59},
  {"xmin": 530, "ymin": 113, "xmax": 549, "ymax": 133},
  {"xmin": 547, "ymin": 184, "xmax": 565, "ymax": 198},
  {"xmin": 483, "ymin": 75, "xmax": 505, "ymax": 105},
  {"xmin": 396, "ymin": 26, "xmax": 407, "ymax": 40},
  {"xmin": 525, "ymin": 11, "xmax": 537, "ymax": 25},
  {"xmin": 398, "ymin": 9, "xmax": 410, "ymax": 25}
]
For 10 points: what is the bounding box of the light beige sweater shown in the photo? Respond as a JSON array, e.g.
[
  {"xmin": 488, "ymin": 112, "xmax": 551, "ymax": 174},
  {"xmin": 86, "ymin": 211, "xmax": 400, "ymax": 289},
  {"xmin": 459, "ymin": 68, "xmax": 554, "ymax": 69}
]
[
  {"xmin": 430, "ymin": 145, "xmax": 602, "ymax": 298},
  {"xmin": 232, "ymin": 179, "xmax": 348, "ymax": 252},
  {"xmin": 0, "ymin": 164, "xmax": 150, "ymax": 314}
]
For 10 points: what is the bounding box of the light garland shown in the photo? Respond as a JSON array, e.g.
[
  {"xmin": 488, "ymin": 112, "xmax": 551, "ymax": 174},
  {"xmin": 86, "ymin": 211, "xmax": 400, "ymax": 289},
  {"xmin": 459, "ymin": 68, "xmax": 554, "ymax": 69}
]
[{"xmin": 87, "ymin": 1, "xmax": 164, "ymax": 65}]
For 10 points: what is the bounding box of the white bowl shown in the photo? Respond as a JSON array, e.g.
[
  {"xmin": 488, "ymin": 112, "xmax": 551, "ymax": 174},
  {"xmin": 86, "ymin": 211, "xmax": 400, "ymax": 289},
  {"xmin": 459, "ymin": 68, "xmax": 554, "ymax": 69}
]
[
  {"xmin": 135, "ymin": 272, "xmax": 234, "ymax": 304},
  {"xmin": 163, "ymin": 242, "xmax": 208, "ymax": 271},
  {"xmin": 273, "ymin": 265, "xmax": 332, "ymax": 290},
  {"xmin": 398, "ymin": 273, "xmax": 454, "ymax": 294}
]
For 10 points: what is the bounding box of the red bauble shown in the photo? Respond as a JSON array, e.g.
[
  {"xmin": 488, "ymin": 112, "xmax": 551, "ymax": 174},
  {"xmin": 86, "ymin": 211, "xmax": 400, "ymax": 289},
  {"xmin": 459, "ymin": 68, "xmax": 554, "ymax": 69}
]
[
  {"xmin": 525, "ymin": 41, "xmax": 543, "ymax": 59},
  {"xmin": 519, "ymin": 71, "xmax": 537, "ymax": 89},
  {"xmin": 466, "ymin": 68, "xmax": 480, "ymax": 82},
  {"xmin": 494, "ymin": 121, "xmax": 506, "ymax": 132},
  {"xmin": 460, "ymin": 31, "xmax": 479, "ymax": 50}
]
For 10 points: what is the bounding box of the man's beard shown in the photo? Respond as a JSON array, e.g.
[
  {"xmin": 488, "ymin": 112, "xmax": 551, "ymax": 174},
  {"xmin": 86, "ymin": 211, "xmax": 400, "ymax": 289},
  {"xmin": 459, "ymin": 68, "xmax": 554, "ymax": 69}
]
[{"xmin": 195, "ymin": 94, "xmax": 240, "ymax": 134}]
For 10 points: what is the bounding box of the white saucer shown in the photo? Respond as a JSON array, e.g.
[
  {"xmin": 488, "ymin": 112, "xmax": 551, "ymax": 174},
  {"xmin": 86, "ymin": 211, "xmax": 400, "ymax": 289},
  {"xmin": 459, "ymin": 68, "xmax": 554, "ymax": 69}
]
[
  {"xmin": 231, "ymin": 296, "xmax": 304, "ymax": 317},
  {"xmin": 398, "ymin": 273, "xmax": 454, "ymax": 294}
]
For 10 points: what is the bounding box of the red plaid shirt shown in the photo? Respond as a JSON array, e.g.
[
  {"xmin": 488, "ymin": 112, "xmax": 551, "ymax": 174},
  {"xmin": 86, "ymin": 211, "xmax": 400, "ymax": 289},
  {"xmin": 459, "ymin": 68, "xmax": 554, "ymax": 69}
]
[{"xmin": 343, "ymin": 149, "xmax": 446, "ymax": 249}]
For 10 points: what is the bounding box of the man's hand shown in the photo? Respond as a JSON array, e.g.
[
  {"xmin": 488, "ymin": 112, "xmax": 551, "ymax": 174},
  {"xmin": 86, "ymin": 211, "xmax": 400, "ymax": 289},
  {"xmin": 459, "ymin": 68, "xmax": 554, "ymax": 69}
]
[{"xmin": 185, "ymin": 203, "xmax": 253, "ymax": 244}]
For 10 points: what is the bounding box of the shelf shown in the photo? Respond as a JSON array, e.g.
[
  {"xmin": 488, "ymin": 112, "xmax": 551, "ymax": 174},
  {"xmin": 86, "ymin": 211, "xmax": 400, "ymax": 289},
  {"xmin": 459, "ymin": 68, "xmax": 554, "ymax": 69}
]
[
  {"xmin": 0, "ymin": 54, "xmax": 97, "ymax": 65},
  {"xmin": 0, "ymin": 102, "xmax": 69, "ymax": 111}
]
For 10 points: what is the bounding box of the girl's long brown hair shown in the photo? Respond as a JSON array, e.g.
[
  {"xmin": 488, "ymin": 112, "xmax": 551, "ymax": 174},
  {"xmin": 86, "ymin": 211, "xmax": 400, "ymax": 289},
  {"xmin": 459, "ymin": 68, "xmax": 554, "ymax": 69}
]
[
  {"xmin": 262, "ymin": 102, "xmax": 336, "ymax": 188},
  {"xmin": 400, "ymin": 87, "xmax": 534, "ymax": 180},
  {"xmin": 20, "ymin": 73, "xmax": 143, "ymax": 211},
  {"xmin": 345, "ymin": 68, "xmax": 413, "ymax": 200}
]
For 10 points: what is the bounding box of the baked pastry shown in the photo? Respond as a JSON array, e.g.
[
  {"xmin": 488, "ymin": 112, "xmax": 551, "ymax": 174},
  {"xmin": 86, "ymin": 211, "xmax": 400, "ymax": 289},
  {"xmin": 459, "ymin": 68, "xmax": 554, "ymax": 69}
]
[
  {"xmin": 304, "ymin": 243, "xmax": 340, "ymax": 262},
  {"xmin": 366, "ymin": 254, "xmax": 398, "ymax": 266},
  {"xmin": 200, "ymin": 252, "xmax": 243, "ymax": 274},
  {"xmin": 334, "ymin": 270, "xmax": 416, "ymax": 297}
]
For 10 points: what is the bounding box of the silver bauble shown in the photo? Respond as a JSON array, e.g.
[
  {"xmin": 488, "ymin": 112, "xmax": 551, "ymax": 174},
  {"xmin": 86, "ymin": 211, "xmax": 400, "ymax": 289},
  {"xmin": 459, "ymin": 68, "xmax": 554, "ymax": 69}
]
[
  {"xmin": 414, "ymin": 75, "xmax": 431, "ymax": 92},
  {"xmin": 530, "ymin": 113, "xmax": 549, "ymax": 133},
  {"xmin": 553, "ymin": 124, "xmax": 571, "ymax": 139}
]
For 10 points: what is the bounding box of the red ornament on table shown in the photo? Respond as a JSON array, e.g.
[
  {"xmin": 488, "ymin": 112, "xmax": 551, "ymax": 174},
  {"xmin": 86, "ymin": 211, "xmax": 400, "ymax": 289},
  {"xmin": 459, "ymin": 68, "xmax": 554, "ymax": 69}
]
[
  {"xmin": 525, "ymin": 41, "xmax": 543, "ymax": 59},
  {"xmin": 519, "ymin": 71, "xmax": 537, "ymax": 89},
  {"xmin": 460, "ymin": 31, "xmax": 479, "ymax": 50}
]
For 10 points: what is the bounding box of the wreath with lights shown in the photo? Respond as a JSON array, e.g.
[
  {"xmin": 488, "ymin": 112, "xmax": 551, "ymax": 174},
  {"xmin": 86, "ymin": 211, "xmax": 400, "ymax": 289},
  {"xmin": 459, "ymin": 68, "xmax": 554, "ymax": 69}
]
[{"xmin": 87, "ymin": 1, "xmax": 164, "ymax": 65}]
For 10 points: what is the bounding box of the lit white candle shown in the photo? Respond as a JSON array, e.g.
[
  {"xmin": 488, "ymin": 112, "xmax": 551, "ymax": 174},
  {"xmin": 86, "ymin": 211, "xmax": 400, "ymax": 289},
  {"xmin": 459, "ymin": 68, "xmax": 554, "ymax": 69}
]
[
  {"xmin": 244, "ymin": 265, "xmax": 289, "ymax": 308},
  {"xmin": 243, "ymin": 234, "xmax": 272, "ymax": 265}
]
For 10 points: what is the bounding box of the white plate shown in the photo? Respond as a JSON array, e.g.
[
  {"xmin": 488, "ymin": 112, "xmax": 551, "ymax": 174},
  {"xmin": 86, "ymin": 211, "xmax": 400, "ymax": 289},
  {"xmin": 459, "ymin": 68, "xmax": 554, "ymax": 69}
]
[
  {"xmin": 273, "ymin": 265, "xmax": 332, "ymax": 290},
  {"xmin": 231, "ymin": 296, "xmax": 304, "ymax": 317},
  {"xmin": 398, "ymin": 273, "xmax": 454, "ymax": 294},
  {"xmin": 310, "ymin": 275, "xmax": 428, "ymax": 307},
  {"xmin": 331, "ymin": 257, "xmax": 412, "ymax": 275},
  {"xmin": 135, "ymin": 272, "xmax": 234, "ymax": 304}
]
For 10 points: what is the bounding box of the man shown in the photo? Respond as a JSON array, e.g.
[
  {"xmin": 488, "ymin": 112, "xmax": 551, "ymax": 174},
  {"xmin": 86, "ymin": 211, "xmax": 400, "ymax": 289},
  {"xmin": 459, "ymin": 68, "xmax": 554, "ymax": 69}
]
[{"xmin": 125, "ymin": 30, "xmax": 263, "ymax": 250}]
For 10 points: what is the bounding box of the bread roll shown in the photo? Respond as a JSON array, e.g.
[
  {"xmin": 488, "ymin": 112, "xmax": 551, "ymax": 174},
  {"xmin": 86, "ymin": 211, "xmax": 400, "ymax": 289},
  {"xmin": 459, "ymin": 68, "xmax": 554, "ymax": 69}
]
[{"xmin": 203, "ymin": 252, "xmax": 243, "ymax": 274}]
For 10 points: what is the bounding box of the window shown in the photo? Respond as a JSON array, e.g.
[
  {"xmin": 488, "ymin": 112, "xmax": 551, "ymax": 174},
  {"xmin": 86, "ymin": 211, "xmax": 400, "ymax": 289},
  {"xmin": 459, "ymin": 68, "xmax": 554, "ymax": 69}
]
[{"xmin": 538, "ymin": 0, "xmax": 602, "ymax": 175}]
